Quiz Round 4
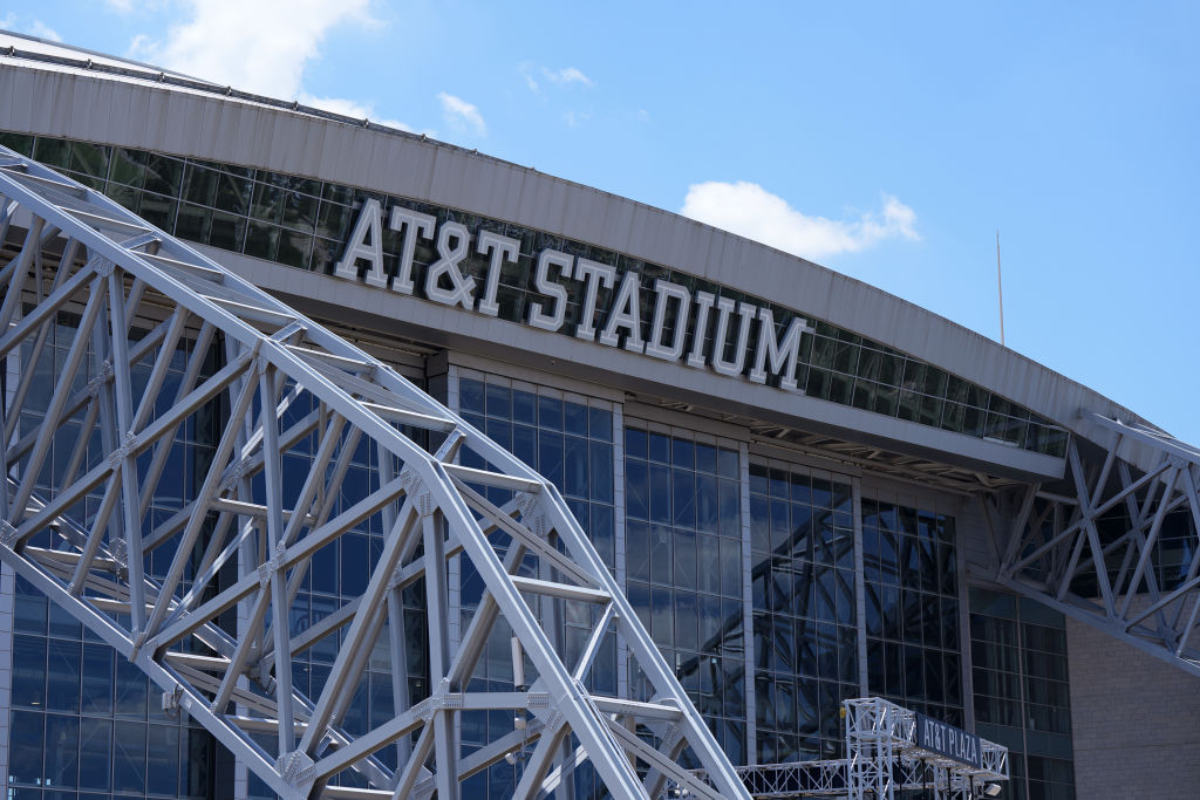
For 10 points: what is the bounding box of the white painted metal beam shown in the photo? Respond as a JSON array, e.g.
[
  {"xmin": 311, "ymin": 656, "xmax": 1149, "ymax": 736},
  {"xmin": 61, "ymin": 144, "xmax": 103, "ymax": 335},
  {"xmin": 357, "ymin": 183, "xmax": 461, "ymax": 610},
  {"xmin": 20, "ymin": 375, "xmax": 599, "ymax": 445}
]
[{"xmin": 0, "ymin": 146, "xmax": 752, "ymax": 799}]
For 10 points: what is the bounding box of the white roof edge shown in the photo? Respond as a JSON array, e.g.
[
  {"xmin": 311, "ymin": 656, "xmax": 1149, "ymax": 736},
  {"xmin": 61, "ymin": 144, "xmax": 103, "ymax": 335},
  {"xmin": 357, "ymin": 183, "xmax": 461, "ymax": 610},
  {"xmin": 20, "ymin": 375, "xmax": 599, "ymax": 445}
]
[{"xmin": 0, "ymin": 29, "xmax": 208, "ymax": 83}]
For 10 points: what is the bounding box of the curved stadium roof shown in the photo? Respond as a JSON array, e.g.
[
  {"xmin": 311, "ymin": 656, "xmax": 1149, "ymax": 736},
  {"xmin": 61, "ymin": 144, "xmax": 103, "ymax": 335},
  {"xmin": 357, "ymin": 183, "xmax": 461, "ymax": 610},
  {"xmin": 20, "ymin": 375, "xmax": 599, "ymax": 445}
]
[{"xmin": 0, "ymin": 29, "xmax": 1168, "ymax": 483}]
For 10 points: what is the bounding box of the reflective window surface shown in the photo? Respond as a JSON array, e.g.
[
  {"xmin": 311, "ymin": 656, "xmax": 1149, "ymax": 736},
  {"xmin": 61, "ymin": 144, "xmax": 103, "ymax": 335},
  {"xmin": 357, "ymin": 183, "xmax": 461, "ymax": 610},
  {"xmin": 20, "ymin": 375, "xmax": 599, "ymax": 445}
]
[
  {"xmin": 749, "ymin": 462, "xmax": 858, "ymax": 762},
  {"xmin": 0, "ymin": 132, "xmax": 1069, "ymax": 459},
  {"xmin": 625, "ymin": 427, "xmax": 746, "ymax": 764},
  {"xmin": 10, "ymin": 317, "xmax": 217, "ymax": 799},
  {"xmin": 457, "ymin": 374, "xmax": 616, "ymax": 797},
  {"xmin": 862, "ymin": 499, "xmax": 963, "ymax": 728},
  {"xmin": 970, "ymin": 589, "xmax": 1075, "ymax": 800},
  {"xmin": 1073, "ymin": 504, "xmax": 1197, "ymax": 598},
  {"xmin": 247, "ymin": 382, "xmax": 430, "ymax": 799}
]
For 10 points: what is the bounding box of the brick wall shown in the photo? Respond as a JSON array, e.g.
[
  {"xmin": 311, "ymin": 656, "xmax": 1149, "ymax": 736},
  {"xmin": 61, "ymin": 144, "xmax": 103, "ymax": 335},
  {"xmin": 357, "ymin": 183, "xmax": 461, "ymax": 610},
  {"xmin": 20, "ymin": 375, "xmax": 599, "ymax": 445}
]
[{"xmin": 1068, "ymin": 610, "xmax": 1200, "ymax": 799}]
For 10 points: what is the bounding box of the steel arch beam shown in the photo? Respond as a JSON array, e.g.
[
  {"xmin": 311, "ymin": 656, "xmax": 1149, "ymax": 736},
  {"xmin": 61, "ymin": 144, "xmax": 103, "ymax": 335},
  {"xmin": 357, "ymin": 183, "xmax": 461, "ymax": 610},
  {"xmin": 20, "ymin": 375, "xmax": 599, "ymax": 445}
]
[
  {"xmin": 997, "ymin": 414, "xmax": 1200, "ymax": 677},
  {"xmin": 0, "ymin": 147, "xmax": 751, "ymax": 800}
]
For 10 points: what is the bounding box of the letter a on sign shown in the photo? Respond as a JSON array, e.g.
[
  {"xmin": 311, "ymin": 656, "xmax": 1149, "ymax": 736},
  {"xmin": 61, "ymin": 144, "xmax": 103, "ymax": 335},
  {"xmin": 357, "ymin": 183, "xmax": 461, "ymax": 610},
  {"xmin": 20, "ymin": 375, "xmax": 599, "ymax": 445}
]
[{"xmin": 334, "ymin": 198, "xmax": 388, "ymax": 288}]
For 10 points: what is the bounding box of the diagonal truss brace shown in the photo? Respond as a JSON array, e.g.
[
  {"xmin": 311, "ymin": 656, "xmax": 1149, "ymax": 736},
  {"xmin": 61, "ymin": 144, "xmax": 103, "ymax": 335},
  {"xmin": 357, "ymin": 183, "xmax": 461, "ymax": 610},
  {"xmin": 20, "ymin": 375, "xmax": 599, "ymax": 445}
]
[
  {"xmin": 0, "ymin": 147, "xmax": 751, "ymax": 799},
  {"xmin": 997, "ymin": 413, "xmax": 1200, "ymax": 677}
]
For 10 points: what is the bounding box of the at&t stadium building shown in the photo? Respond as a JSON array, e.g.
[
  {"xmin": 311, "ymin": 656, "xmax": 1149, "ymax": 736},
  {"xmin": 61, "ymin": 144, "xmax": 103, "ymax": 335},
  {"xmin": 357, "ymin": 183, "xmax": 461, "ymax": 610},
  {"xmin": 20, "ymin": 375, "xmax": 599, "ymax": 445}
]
[{"xmin": 0, "ymin": 29, "xmax": 1195, "ymax": 800}]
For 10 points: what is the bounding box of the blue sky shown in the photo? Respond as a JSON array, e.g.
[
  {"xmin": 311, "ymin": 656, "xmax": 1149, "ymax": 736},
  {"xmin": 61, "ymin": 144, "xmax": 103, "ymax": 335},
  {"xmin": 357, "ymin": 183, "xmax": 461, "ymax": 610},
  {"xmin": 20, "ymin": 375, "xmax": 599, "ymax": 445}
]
[{"xmin": 5, "ymin": 1, "xmax": 1199, "ymax": 442}]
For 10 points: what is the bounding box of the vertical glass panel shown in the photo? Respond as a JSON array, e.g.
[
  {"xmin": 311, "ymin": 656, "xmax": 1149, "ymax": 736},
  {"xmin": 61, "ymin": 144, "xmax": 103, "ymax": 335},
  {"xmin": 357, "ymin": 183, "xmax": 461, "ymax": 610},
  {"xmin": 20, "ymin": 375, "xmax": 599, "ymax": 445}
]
[
  {"xmin": 183, "ymin": 725, "xmax": 211, "ymax": 799},
  {"xmin": 459, "ymin": 378, "xmax": 484, "ymax": 414},
  {"xmin": 651, "ymin": 586, "xmax": 674, "ymax": 648},
  {"xmin": 694, "ymin": 473, "xmax": 718, "ymax": 534},
  {"xmin": 35, "ymin": 137, "xmax": 72, "ymax": 168},
  {"xmin": 0, "ymin": 131, "xmax": 34, "ymax": 155},
  {"xmin": 278, "ymin": 229, "xmax": 313, "ymax": 269},
  {"xmin": 114, "ymin": 721, "xmax": 147, "ymax": 792},
  {"xmin": 564, "ymin": 402, "xmax": 588, "ymax": 436},
  {"xmin": 719, "ymin": 478, "xmax": 740, "ymax": 538},
  {"xmin": 721, "ymin": 538, "xmax": 741, "ymax": 598},
  {"xmin": 591, "ymin": 503, "xmax": 615, "ymax": 567},
  {"xmin": 625, "ymin": 458, "xmax": 649, "ymax": 521},
  {"xmin": 675, "ymin": 593, "xmax": 699, "ymax": 652},
  {"xmin": 79, "ymin": 718, "xmax": 112, "ymax": 791},
  {"xmin": 589, "ymin": 442, "xmax": 613, "ymax": 503},
  {"xmin": 12, "ymin": 634, "xmax": 47, "ymax": 707},
  {"xmin": 513, "ymin": 423, "xmax": 537, "ymax": 468},
  {"xmin": 45, "ymin": 714, "xmax": 80, "ymax": 788},
  {"xmin": 209, "ymin": 211, "xmax": 246, "ymax": 251},
  {"xmin": 143, "ymin": 154, "xmax": 182, "ymax": 195},
  {"xmin": 750, "ymin": 494, "xmax": 771, "ymax": 555},
  {"xmin": 485, "ymin": 382, "xmax": 512, "ymax": 419},
  {"xmin": 672, "ymin": 438, "xmax": 694, "ymax": 469},
  {"xmin": 649, "ymin": 464, "xmax": 671, "ymax": 524},
  {"xmin": 245, "ymin": 221, "xmax": 280, "ymax": 261},
  {"xmin": 650, "ymin": 524, "xmax": 672, "ymax": 585},
  {"xmin": 147, "ymin": 724, "xmax": 180, "ymax": 795},
  {"xmin": 537, "ymin": 395, "xmax": 562, "ymax": 431},
  {"xmin": 114, "ymin": 659, "xmax": 147, "ymax": 719},
  {"xmin": 341, "ymin": 533, "xmax": 369, "ymax": 596},
  {"xmin": 648, "ymin": 432, "xmax": 670, "ymax": 463},
  {"xmin": 718, "ymin": 448, "xmax": 739, "ymax": 480},
  {"xmin": 538, "ymin": 430, "xmax": 564, "ymax": 489},
  {"xmin": 625, "ymin": 519, "xmax": 650, "ymax": 582},
  {"xmin": 674, "ymin": 528, "xmax": 697, "ymax": 589},
  {"xmin": 9, "ymin": 709, "xmax": 44, "ymax": 784},
  {"xmin": 672, "ymin": 468, "xmax": 696, "ymax": 527},
  {"xmin": 698, "ymin": 534, "xmax": 720, "ymax": 595},
  {"xmin": 564, "ymin": 435, "xmax": 588, "ymax": 497},
  {"xmin": 15, "ymin": 577, "xmax": 48, "ymax": 633},
  {"xmin": 624, "ymin": 426, "xmax": 647, "ymax": 459},
  {"xmin": 81, "ymin": 644, "xmax": 113, "ymax": 714},
  {"xmin": 47, "ymin": 639, "xmax": 82, "ymax": 713}
]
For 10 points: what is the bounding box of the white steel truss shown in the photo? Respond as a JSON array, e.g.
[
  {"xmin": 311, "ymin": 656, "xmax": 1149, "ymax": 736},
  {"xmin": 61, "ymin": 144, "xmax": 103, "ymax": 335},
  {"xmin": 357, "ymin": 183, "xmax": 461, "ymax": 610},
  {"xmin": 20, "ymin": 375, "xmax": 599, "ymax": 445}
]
[
  {"xmin": 995, "ymin": 414, "xmax": 1200, "ymax": 677},
  {"xmin": 0, "ymin": 147, "xmax": 751, "ymax": 800}
]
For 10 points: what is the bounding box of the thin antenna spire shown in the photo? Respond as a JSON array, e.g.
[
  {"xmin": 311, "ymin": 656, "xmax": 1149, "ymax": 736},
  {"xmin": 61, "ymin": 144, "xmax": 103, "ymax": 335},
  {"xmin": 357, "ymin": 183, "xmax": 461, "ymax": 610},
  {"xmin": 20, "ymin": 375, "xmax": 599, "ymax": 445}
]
[{"xmin": 996, "ymin": 230, "xmax": 1006, "ymax": 347}]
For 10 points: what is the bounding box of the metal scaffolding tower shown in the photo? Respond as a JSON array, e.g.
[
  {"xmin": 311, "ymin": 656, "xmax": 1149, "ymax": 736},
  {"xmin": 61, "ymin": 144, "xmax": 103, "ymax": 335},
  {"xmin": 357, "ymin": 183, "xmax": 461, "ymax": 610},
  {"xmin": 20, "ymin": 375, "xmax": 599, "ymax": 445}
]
[
  {"xmin": 689, "ymin": 698, "xmax": 1008, "ymax": 800},
  {"xmin": 0, "ymin": 147, "xmax": 751, "ymax": 799},
  {"xmin": 996, "ymin": 415, "xmax": 1200, "ymax": 677}
]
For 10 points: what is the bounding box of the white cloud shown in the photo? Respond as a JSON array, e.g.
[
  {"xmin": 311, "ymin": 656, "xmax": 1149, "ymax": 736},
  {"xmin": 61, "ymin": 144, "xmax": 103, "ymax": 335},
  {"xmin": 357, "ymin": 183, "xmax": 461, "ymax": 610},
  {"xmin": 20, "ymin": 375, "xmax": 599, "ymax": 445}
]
[
  {"xmin": 126, "ymin": 33, "xmax": 151, "ymax": 59},
  {"xmin": 122, "ymin": 2, "xmax": 433, "ymax": 136},
  {"xmin": 104, "ymin": 0, "xmax": 136, "ymax": 12},
  {"xmin": 681, "ymin": 182, "xmax": 920, "ymax": 260},
  {"xmin": 542, "ymin": 66, "xmax": 593, "ymax": 87},
  {"xmin": 1, "ymin": 14, "xmax": 63, "ymax": 43},
  {"xmin": 28, "ymin": 20, "xmax": 62, "ymax": 42},
  {"xmin": 521, "ymin": 64, "xmax": 593, "ymax": 92},
  {"xmin": 128, "ymin": 0, "xmax": 376, "ymax": 97},
  {"xmin": 438, "ymin": 93, "xmax": 486, "ymax": 137},
  {"xmin": 563, "ymin": 110, "xmax": 592, "ymax": 128},
  {"xmin": 518, "ymin": 62, "xmax": 539, "ymax": 92}
]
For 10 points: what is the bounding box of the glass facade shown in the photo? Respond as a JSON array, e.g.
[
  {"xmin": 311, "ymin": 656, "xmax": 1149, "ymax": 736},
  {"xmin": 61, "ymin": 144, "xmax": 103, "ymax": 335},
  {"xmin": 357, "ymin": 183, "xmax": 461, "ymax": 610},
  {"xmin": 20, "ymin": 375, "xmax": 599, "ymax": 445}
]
[
  {"xmin": 0, "ymin": 341, "xmax": 1079, "ymax": 796},
  {"xmin": 1071, "ymin": 504, "xmax": 1197, "ymax": 599},
  {"xmin": 624, "ymin": 427, "xmax": 746, "ymax": 764},
  {"xmin": 0, "ymin": 131, "xmax": 1092, "ymax": 797},
  {"xmin": 241, "ymin": 376, "xmax": 429, "ymax": 800},
  {"xmin": 971, "ymin": 589, "xmax": 1074, "ymax": 800},
  {"xmin": 0, "ymin": 132, "xmax": 1070, "ymax": 459},
  {"xmin": 8, "ymin": 316, "xmax": 218, "ymax": 800},
  {"xmin": 456, "ymin": 373, "xmax": 617, "ymax": 798},
  {"xmin": 245, "ymin": 381, "xmax": 430, "ymax": 798},
  {"xmin": 749, "ymin": 462, "xmax": 859, "ymax": 762},
  {"xmin": 863, "ymin": 500, "xmax": 964, "ymax": 728}
]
